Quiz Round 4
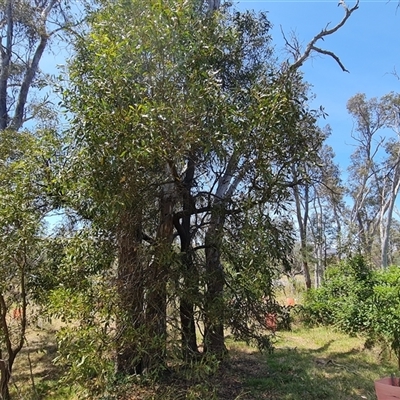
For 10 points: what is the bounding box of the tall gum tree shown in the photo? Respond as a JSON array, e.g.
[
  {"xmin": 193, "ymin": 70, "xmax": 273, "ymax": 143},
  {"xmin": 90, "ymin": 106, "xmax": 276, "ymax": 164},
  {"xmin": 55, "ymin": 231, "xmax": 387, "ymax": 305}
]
[
  {"xmin": 347, "ymin": 93, "xmax": 400, "ymax": 268},
  {"xmin": 0, "ymin": 0, "xmax": 78, "ymax": 131}
]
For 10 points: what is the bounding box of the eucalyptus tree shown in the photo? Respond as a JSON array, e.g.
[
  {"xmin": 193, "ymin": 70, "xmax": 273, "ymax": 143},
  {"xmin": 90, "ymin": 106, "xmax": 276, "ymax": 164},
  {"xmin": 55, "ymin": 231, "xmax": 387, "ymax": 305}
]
[
  {"xmin": 347, "ymin": 93, "xmax": 400, "ymax": 268},
  {"xmin": 60, "ymin": 0, "xmax": 360, "ymax": 381},
  {"xmin": 0, "ymin": 129, "xmax": 58, "ymax": 400},
  {"xmin": 291, "ymin": 134, "xmax": 345, "ymax": 289},
  {"xmin": 0, "ymin": 0, "xmax": 81, "ymax": 131},
  {"xmin": 307, "ymin": 144, "xmax": 345, "ymax": 285}
]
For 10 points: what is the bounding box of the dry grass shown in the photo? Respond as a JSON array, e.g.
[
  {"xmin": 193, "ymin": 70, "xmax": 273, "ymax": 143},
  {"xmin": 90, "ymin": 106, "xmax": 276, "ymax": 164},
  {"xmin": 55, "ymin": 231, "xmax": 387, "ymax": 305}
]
[{"xmin": 6, "ymin": 318, "xmax": 397, "ymax": 400}]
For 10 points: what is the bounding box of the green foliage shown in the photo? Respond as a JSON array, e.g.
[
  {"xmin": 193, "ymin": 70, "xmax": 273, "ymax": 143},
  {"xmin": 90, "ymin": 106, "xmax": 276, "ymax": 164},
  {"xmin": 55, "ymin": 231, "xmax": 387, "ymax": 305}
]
[
  {"xmin": 32, "ymin": 227, "xmax": 116, "ymax": 303},
  {"xmin": 57, "ymin": 0, "xmax": 329, "ymax": 390},
  {"xmin": 224, "ymin": 210, "xmax": 294, "ymax": 350},
  {"xmin": 54, "ymin": 323, "xmax": 115, "ymax": 397},
  {"xmin": 47, "ymin": 283, "xmax": 117, "ymax": 397},
  {"xmin": 365, "ymin": 267, "xmax": 400, "ymax": 364},
  {"xmin": 302, "ymin": 256, "xmax": 400, "ymax": 367},
  {"xmin": 0, "ymin": 127, "xmax": 61, "ymax": 399},
  {"xmin": 301, "ymin": 255, "xmax": 374, "ymax": 332}
]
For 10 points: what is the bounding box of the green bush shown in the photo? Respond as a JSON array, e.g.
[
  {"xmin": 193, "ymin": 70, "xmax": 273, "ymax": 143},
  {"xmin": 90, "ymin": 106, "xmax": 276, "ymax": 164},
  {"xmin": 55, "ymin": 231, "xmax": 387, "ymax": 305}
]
[
  {"xmin": 301, "ymin": 256, "xmax": 400, "ymax": 367},
  {"xmin": 301, "ymin": 256, "xmax": 374, "ymax": 334}
]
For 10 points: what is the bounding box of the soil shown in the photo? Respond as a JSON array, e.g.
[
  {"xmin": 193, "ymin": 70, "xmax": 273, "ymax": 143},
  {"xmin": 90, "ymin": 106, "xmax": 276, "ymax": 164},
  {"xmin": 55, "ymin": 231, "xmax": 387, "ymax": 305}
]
[{"xmin": 9, "ymin": 319, "xmax": 61, "ymax": 397}]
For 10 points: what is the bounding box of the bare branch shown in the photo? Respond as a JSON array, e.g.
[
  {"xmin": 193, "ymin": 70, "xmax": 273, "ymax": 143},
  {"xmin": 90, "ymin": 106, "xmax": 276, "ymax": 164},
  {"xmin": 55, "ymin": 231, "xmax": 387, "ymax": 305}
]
[
  {"xmin": 289, "ymin": 0, "xmax": 359, "ymax": 71},
  {"xmin": 280, "ymin": 26, "xmax": 300, "ymax": 60},
  {"xmin": 312, "ymin": 46, "xmax": 349, "ymax": 73}
]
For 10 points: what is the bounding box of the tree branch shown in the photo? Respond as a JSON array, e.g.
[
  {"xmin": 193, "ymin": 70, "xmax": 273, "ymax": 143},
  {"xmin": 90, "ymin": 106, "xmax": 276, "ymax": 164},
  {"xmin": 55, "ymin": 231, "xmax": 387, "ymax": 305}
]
[
  {"xmin": 289, "ymin": 0, "xmax": 359, "ymax": 71},
  {"xmin": 312, "ymin": 46, "xmax": 349, "ymax": 73}
]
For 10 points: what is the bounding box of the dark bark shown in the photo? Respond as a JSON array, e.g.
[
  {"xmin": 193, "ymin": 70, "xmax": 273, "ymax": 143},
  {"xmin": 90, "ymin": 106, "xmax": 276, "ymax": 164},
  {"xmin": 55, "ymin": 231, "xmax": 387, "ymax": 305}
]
[
  {"xmin": 143, "ymin": 180, "xmax": 174, "ymax": 372},
  {"xmin": 0, "ymin": 294, "xmax": 18, "ymax": 400},
  {"xmin": 0, "ymin": 358, "xmax": 11, "ymax": 400},
  {"xmin": 0, "ymin": 0, "xmax": 13, "ymax": 131},
  {"xmin": 203, "ymin": 208, "xmax": 227, "ymax": 357},
  {"xmin": 0, "ymin": 256, "xmax": 27, "ymax": 399},
  {"xmin": 116, "ymin": 210, "xmax": 144, "ymax": 375},
  {"xmin": 178, "ymin": 157, "xmax": 199, "ymax": 361}
]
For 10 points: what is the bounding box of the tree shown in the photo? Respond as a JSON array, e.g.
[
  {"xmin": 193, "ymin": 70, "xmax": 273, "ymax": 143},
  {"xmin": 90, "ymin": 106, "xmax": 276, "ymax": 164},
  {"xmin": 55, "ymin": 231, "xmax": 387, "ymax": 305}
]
[
  {"xmin": 0, "ymin": 129, "xmax": 57, "ymax": 400},
  {"xmin": 347, "ymin": 93, "xmax": 400, "ymax": 268},
  {"xmin": 0, "ymin": 2, "xmax": 85, "ymax": 397},
  {"xmin": 0, "ymin": 0, "xmax": 79, "ymax": 131},
  {"xmin": 58, "ymin": 0, "xmax": 360, "ymax": 383},
  {"xmin": 291, "ymin": 133, "xmax": 345, "ymax": 289}
]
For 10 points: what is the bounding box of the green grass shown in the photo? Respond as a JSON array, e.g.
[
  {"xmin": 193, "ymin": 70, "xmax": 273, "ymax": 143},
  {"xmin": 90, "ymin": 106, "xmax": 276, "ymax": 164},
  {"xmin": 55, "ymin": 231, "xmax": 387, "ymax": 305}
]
[
  {"xmin": 242, "ymin": 326, "xmax": 397, "ymax": 400},
  {"xmin": 10, "ymin": 325, "xmax": 397, "ymax": 399}
]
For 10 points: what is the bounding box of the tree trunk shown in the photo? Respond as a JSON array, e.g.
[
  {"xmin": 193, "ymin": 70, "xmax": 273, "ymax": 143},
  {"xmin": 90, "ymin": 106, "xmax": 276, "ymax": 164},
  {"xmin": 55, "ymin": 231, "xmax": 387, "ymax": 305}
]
[
  {"xmin": 0, "ymin": 286, "xmax": 25, "ymax": 400},
  {"xmin": 178, "ymin": 157, "xmax": 199, "ymax": 361},
  {"xmin": 292, "ymin": 167, "xmax": 312, "ymax": 290},
  {"xmin": 207, "ymin": 0, "xmax": 221, "ymax": 12},
  {"xmin": 0, "ymin": 358, "xmax": 11, "ymax": 400},
  {"xmin": 179, "ymin": 243, "xmax": 199, "ymax": 361},
  {"xmin": 143, "ymin": 174, "xmax": 174, "ymax": 372},
  {"xmin": 380, "ymin": 160, "xmax": 400, "ymax": 269},
  {"xmin": 116, "ymin": 210, "xmax": 144, "ymax": 375},
  {"xmin": 0, "ymin": 0, "xmax": 13, "ymax": 131},
  {"xmin": 10, "ymin": 34, "xmax": 48, "ymax": 131},
  {"xmin": 203, "ymin": 209, "xmax": 227, "ymax": 357}
]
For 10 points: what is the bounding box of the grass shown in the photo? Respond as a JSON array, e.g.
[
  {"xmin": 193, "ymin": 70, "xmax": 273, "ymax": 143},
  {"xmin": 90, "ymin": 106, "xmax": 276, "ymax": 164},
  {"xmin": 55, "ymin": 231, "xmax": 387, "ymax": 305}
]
[
  {"xmin": 240, "ymin": 325, "xmax": 397, "ymax": 400},
  {"xmin": 7, "ymin": 322, "xmax": 398, "ymax": 399}
]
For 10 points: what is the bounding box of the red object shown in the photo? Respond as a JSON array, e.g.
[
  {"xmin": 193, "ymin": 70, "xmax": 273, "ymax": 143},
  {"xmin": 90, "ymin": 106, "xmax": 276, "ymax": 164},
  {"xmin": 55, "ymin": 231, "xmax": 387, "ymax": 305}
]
[
  {"xmin": 265, "ymin": 313, "xmax": 277, "ymax": 332},
  {"xmin": 375, "ymin": 377, "xmax": 400, "ymax": 399},
  {"xmin": 286, "ymin": 298, "xmax": 296, "ymax": 307},
  {"xmin": 12, "ymin": 308, "xmax": 22, "ymax": 319}
]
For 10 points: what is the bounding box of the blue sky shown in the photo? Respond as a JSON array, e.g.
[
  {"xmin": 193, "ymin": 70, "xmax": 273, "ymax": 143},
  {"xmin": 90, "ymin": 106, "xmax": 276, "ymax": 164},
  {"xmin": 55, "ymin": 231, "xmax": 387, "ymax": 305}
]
[{"xmin": 236, "ymin": 0, "xmax": 400, "ymax": 173}]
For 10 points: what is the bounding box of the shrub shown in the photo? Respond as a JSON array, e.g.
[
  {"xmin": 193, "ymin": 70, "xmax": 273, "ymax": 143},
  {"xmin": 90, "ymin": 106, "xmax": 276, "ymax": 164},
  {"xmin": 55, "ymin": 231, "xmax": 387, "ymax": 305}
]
[
  {"xmin": 301, "ymin": 256, "xmax": 400, "ymax": 368},
  {"xmin": 301, "ymin": 255, "xmax": 374, "ymax": 334}
]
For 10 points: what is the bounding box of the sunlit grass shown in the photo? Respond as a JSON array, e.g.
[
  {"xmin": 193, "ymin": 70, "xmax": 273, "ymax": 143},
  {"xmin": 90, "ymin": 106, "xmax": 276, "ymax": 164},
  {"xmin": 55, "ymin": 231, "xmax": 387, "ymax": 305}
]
[
  {"xmin": 243, "ymin": 325, "xmax": 397, "ymax": 400},
  {"xmin": 10, "ymin": 323, "xmax": 398, "ymax": 399}
]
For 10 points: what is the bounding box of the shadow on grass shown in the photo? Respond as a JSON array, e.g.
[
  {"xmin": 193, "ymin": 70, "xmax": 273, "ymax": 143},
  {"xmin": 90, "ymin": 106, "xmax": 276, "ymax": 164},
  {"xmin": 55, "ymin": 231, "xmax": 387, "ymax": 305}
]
[
  {"xmin": 8, "ymin": 326, "xmax": 398, "ymax": 400},
  {"xmin": 240, "ymin": 336, "xmax": 397, "ymax": 400}
]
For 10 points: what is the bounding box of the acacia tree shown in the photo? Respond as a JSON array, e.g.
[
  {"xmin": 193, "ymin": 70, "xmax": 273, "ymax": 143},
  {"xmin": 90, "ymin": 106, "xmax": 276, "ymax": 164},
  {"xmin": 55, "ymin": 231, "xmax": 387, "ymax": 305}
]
[{"xmin": 62, "ymin": 0, "xmax": 305, "ymax": 371}]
